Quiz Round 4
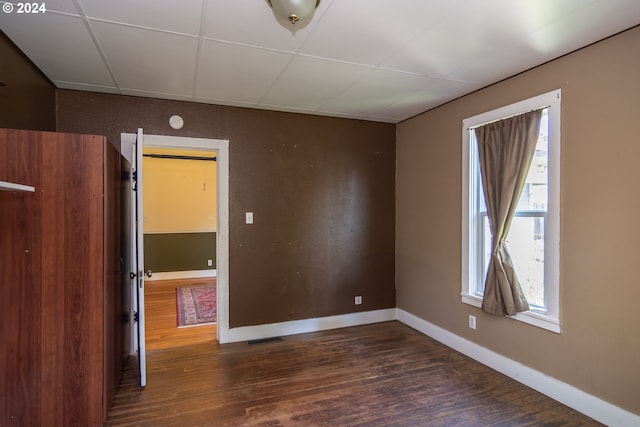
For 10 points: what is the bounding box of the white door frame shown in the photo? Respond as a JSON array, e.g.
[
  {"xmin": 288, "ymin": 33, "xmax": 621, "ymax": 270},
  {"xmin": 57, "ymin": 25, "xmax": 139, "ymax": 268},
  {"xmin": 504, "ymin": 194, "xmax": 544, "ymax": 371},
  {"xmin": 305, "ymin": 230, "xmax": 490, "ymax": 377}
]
[{"xmin": 121, "ymin": 133, "xmax": 230, "ymax": 344}]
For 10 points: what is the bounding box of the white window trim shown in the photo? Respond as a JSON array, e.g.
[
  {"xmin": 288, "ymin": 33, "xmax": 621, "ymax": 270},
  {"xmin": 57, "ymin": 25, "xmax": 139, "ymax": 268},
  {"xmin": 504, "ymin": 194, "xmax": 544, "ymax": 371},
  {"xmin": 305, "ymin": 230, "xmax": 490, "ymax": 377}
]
[{"xmin": 461, "ymin": 90, "xmax": 561, "ymax": 333}]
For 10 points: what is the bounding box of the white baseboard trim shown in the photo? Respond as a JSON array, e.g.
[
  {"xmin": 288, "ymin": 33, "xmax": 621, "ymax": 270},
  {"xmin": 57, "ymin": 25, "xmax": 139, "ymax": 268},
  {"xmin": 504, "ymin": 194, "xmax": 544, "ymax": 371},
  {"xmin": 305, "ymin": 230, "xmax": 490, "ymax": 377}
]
[
  {"xmin": 397, "ymin": 308, "xmax": 640, "ymax": 427},
  {"xmin": 146, "ymin": 270, "xmax": 216, "ymax": 281},
  {"xmin": 226, "ymin": 308, "xmax": 396, "ymax": 344}
]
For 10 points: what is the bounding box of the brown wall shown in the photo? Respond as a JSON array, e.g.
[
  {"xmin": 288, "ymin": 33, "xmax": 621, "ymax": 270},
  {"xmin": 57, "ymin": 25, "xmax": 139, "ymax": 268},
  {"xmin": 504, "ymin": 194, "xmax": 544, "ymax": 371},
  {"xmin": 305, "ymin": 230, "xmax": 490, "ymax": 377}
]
[
  {"xmin": 56, "ymin": 91, "xmax": 396, "ymax": 327},
  {"xmin": 396, "ymin": 26, "xmax": 640, "ymax": 415},
  {"xmin": 0, "ymin": 31, "xmax": 55, "ymax": 131}
]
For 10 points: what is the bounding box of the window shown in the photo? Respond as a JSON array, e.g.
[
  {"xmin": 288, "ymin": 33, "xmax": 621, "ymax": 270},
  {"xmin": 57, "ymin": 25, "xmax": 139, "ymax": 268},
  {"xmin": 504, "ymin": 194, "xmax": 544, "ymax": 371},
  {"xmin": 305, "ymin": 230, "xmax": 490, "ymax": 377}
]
[{"xmin": 461, "ymin": 90, "xmax": 561, "ymax": 333}]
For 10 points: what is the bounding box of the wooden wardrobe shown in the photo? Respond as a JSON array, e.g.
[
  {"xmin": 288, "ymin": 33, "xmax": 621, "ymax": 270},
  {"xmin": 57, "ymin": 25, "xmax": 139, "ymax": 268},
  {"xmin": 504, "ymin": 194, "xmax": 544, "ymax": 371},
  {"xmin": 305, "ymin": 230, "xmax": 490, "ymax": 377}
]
[{"xmin": 0, "ymin": 128, "xmax": 124, "ymax": 426}]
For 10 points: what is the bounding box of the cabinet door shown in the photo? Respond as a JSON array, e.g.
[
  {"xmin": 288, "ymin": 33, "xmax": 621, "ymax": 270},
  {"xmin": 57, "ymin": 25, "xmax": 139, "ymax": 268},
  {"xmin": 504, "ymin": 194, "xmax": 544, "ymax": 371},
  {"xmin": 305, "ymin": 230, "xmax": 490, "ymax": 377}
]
[
  {"xmin": 0, "ymin": 128, "xmax": 44, "ymax": 427},
  {"xmin": 40, "ymin": 132, "xmax": 105, "ymax": 427},
  {"xmin": 1, "ymin": 129, "xmax": 109, "ymax": 427}
]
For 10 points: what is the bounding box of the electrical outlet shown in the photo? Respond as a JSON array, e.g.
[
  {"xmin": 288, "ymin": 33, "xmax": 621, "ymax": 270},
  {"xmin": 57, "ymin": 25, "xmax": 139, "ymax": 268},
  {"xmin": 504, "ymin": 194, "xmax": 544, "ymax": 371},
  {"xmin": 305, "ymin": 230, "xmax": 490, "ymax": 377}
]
[
  {"xmin": 355, "ymin": 296, "xmax": 362, "ymax": 305},
  {"xmin": 469, "ymin": 315, "xmax": 477, "ymax": 330},
  {"xmin": 207, "ymin": 259, "xmax": 213, "ymax": 267}
]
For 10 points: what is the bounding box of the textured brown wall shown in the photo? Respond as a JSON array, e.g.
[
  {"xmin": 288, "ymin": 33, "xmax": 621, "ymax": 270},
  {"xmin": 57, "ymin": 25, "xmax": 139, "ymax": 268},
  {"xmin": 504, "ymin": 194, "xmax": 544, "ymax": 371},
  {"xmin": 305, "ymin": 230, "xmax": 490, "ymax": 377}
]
[
  {"xmin": 56, "ymin": 91, "xmax": 396, "ymax": 327},
  {"xmin": 396, "ymin": 26, "xmax": 640, "ymax": 415},
  {"xmin": 0, "ymin": 31, "xmax": 55, "ymax": 131}
]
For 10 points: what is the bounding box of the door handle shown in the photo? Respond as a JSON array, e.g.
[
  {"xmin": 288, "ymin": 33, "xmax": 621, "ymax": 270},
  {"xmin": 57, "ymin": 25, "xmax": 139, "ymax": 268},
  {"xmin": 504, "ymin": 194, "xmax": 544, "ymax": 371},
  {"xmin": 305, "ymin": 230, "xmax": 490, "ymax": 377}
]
[{"xmin": 145, "ymin": 270, "xmax": 153, "ymax": 278}]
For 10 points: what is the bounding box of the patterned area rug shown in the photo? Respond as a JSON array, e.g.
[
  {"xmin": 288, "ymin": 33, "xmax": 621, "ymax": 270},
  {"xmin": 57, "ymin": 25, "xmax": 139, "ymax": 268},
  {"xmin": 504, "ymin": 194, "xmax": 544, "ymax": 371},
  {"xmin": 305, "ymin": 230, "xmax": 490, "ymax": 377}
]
[{"xmin": 176, "ymin": 285, "xmax": 216, "ymax": 328}]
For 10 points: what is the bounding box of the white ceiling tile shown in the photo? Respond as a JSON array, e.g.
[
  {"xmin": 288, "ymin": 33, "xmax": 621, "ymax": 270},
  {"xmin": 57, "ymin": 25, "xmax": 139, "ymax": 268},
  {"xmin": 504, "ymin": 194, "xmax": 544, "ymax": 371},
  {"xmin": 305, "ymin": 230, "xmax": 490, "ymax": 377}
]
[
  {"xmin": 374, "ymin": 79, "xmax": 481, "ymax": 121},
  {"xmin": 261, "ymin": 56, "xmax": 372, "ymax": 110},
  {"xmin": 91, "ymin": 21, "xmax": 199, "ymax": 95},
  {"xmin": 301, "ymin": 0, "xmax": 466, "ymax": 66},
  {"xmin": 379, "ymin": 5, "xmax": 508, "ymax": 76},
  {"xmin": 320, "ymin": 69, "xmax": 432, "ymax": 116},
  {"xmin": 378, "ymin": 0, "xmax": 604, "ymax": 77},
  {"xmin": 39, "ymin": 0, "xmax": 81, "ymax": 15},
  {"xmin": 79, "ymin": 0, "xmax": 203, "ymax": 35},
  {"xmin": 194, "ymin": 40, "xmax": 292, "ymax": 103},
  {"xmin": 203, "ymin": 0, "xmax": 319, "ymax": 52},
  {"xmin": 526, "ymin": 0, "xmax": 640, "ymax": 58},
  {"xmin": 0, "ymin": 12, "xmax": 114, "ymax": 86},
  {"xmin": 448, "ymin": 44, "xmax": 545, "ymax": 85},
  {"xmin": 451, "ymin": 0, "xmax": 640, "ymax": 84}
]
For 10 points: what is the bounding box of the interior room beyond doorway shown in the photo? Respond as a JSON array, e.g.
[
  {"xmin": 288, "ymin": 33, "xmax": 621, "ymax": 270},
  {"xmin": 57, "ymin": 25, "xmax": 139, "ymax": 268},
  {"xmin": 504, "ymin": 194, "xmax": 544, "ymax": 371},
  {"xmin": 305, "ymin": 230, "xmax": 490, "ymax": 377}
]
[{"xmin": 143, "ymin": 146, "xmax": 218, "ymax": 349}]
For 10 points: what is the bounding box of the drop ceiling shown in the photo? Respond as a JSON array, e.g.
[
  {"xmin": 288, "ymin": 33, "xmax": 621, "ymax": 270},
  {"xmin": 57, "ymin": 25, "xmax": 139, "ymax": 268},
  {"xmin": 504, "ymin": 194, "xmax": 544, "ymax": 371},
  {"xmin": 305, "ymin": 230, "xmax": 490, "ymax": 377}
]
[{"xmin": 1, "ymin": 0, "xmax": 639, "ymax": 123}]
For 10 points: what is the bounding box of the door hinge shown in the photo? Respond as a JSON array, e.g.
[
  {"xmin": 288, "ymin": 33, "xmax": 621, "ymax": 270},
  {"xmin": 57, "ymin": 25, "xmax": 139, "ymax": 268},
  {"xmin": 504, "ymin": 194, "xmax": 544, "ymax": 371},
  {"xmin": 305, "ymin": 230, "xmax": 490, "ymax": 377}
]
[{"xmin": 133, "ymin": 311, "xmax": 139, "ymax": 323}]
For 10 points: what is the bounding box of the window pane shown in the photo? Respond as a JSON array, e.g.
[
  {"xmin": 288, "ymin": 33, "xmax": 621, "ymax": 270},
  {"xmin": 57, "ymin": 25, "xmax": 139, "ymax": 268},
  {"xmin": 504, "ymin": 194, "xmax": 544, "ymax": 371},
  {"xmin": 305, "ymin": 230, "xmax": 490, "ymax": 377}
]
[
  {"xmin": 517, "ymin": 111, "xmax": 548, "ymax": 211},
  {"xmin": 507, "ymin": 216, "xmax": 545, "ymax": 307},
  {"xmin": 480, "ymin": 214, "xmax": 490, "ymax": 295},
  {"xmin": 480, "ymin": 216, "xmax": 545, "ymax": 307}
]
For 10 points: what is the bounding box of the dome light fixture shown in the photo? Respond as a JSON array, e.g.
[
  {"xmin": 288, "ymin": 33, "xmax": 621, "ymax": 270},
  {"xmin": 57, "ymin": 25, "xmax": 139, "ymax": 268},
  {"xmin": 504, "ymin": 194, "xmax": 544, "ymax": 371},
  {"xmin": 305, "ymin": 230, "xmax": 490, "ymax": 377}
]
[{"xmin": 267, "ymin": 0, "xmax": 320, "ymax": 25}]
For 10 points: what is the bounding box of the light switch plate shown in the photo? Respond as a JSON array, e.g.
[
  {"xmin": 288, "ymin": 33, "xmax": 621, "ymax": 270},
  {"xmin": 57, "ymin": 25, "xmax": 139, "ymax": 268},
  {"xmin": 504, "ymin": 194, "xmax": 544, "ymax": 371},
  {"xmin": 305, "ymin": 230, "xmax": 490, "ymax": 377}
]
[{"xmin": 246, "ymin": 212, "xmax": 253, "ymax": 224}]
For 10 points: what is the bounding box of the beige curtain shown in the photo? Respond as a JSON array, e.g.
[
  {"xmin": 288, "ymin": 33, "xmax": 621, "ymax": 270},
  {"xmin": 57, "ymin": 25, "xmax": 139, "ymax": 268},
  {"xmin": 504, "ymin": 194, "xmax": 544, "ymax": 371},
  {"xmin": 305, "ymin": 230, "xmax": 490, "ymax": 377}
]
[{"xmin": 475, "ymin": 109, "xmax": 543, "ymax": 316}]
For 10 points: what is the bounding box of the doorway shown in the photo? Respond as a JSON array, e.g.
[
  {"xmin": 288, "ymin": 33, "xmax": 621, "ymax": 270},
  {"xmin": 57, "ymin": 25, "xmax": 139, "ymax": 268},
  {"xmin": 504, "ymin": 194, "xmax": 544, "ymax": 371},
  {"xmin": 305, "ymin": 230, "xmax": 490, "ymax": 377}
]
[
  {"xmin": 121, "ymin": 132, "xmax": 230, "ymax": 363},
  {"xmin": 141, "ymin": 134, "xmax": 230, "ymax": 346},
  {"xmin": 142, "ymin": 146, "xmax": 218, "ymax": 350}
]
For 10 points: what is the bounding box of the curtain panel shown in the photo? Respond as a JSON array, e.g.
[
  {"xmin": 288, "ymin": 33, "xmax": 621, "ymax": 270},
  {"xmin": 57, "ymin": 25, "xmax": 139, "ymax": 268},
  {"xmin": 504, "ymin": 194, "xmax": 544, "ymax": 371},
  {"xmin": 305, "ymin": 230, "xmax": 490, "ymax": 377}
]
[{"xmin": 475, "ymin": 109, "xmax": 543, "ymax": 316}]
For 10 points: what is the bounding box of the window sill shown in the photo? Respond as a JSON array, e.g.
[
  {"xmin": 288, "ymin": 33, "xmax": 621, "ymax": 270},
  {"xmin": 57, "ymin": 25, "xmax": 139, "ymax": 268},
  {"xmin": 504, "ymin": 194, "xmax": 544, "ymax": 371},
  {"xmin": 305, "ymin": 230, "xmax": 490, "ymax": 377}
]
[{"xmin": 461, "ymin": 293, "xmax": 560, "ymax": 333}]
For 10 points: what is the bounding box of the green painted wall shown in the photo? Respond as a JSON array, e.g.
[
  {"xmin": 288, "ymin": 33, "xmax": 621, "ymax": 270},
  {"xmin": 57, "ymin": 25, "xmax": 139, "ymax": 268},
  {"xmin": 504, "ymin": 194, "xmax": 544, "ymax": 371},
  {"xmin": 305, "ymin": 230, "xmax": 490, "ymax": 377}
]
[{"xmin": 144, "ymin": 232, "xmax": 216, "ymax": 273}]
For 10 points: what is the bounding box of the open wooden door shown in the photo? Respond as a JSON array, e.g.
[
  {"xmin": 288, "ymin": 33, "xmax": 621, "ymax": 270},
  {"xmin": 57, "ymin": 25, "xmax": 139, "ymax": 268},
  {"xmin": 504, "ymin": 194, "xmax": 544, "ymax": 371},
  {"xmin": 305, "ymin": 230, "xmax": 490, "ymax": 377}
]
[{"xmin": 131, "ymin": 128, "xmax": 147, "ymax": 387}]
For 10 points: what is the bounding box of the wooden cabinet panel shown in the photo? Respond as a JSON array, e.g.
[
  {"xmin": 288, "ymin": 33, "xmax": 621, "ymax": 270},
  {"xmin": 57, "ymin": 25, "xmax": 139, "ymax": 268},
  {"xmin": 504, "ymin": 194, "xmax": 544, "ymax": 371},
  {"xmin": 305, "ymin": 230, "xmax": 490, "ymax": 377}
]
[
  {"xmin": 0, "ymin": 128, "xmax": 122, "ymax": 427},
  {"xmin": 0, "ymin": 129, "xmax": 44, "ymax": 427}
]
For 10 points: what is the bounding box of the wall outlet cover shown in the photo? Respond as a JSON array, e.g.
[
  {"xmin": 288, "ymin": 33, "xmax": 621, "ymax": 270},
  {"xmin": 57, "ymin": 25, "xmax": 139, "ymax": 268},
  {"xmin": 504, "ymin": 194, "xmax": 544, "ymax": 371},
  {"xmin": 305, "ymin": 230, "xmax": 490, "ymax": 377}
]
[{"xmin": 469, "ymin": 315, "xmax": 477, "ymax": 330}]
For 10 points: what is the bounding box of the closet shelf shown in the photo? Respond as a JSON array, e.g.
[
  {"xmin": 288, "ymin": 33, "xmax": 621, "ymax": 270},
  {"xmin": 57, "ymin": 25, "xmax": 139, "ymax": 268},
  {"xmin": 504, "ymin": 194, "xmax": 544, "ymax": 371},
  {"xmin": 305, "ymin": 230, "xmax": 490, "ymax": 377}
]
[{"xmin": 0, "ymin": 180, "xmax": 35, "ymax": 192}]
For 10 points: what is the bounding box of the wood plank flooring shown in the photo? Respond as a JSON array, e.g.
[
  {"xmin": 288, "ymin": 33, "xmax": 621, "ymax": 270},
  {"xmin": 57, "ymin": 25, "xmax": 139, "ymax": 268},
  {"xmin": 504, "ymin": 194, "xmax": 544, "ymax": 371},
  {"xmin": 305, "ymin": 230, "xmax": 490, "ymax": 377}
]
[
  {"xmin": 106, "ymin": 321, "xmax": 601, "ymax": 426},
  {"xmin": 145, "ymin": 278, "xmax": 216, "ymax": 350}
]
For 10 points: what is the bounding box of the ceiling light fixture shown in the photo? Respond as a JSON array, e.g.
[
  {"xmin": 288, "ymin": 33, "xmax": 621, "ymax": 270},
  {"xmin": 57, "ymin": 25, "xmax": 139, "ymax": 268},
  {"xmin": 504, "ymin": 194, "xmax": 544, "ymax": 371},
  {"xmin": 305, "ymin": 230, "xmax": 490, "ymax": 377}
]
[{"xmin": 267, "ymin": 0, "xmax": 320, "ymax": 25}]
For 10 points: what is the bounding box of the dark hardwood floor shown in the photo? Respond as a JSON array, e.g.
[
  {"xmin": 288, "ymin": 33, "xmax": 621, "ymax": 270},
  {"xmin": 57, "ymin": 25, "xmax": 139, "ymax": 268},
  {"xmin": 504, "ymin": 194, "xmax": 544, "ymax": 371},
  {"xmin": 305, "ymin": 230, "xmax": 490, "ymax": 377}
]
[{"xmin": 106, "ymin": 321, "xmax": 601, "ymax": 426}]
